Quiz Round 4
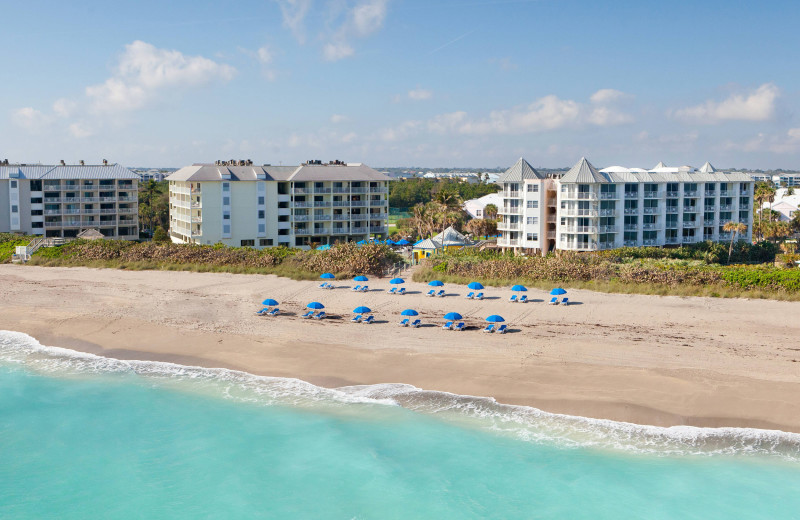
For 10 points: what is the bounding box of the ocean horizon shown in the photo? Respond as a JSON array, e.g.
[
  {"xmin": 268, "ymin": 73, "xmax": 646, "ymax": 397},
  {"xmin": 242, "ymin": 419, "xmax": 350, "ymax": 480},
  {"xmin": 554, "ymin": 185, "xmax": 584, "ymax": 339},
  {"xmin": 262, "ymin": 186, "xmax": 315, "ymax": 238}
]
[{"xmin": 2, "ymin": 329, "xmax": 800, "ymax": 519}]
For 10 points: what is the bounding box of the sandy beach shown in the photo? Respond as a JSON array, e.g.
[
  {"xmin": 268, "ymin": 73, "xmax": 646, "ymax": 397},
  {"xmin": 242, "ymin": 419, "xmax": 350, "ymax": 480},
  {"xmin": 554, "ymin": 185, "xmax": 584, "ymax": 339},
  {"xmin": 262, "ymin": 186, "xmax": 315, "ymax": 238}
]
[{"xmin": 2, "ymin": 264, "xmax": 800, "ymax": 432}]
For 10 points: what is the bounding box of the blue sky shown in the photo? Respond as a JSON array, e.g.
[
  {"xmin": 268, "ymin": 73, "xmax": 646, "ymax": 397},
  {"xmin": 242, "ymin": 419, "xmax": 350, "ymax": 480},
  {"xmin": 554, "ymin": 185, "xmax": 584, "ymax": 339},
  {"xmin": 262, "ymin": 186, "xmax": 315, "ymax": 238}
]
[{"xmin": 2, "ymin": 0, "xmax": 799, "ymax": 169}]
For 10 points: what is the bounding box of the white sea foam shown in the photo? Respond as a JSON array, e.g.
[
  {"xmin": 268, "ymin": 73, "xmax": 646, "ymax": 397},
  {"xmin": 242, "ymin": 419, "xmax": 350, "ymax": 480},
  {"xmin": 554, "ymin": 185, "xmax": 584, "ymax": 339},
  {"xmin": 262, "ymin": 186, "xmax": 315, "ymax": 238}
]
[{"xmin": 2, "ymin": 329, "xmax": 800, "ymax": 462}]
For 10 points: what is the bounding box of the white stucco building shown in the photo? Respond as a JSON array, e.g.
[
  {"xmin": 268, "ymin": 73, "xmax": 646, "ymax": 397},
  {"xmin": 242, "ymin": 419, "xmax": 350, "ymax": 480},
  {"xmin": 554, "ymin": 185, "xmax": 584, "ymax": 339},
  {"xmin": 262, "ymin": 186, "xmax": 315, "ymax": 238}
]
[
  {"xmin": 167, "ymin": 160, "xmax": 391, "ymax": 249},
  {"xmin": 497, "ymin": 157, "xmax": 754, "ymax": 253},
  {"xmin": 463, "ymin": 192, "xmax": 503, "ymax": 219},
  {"xmin": 0, "ymin": 161, "xmax": 139, "ymax": 239}
]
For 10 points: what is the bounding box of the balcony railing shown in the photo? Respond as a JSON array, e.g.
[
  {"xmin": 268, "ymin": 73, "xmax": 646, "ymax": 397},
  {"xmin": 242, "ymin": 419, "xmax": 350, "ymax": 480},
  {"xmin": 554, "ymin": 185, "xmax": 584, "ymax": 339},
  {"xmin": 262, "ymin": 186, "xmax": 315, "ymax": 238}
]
[
  {"xmin": 599, "ymin": 192, "xmax": 618, "ymax": 199},
  {"xmin": 333, "ymin": 214, "xmax": 349, "ymax": 221},
  {"xmin": 314, "ymin": 201, "xmax": 331, "ymax": 207},
  {"xmin": 683, "ymin": 207, "xmax": 699, "ymax": 213},
  {"xmin": 502, "ymin": 191, "xmax": 520, "ymax": 198},
  {"xmin": 370, "ymin": 187, "xmax": 388, "ymax": 193},
  {"xmin": 643, "ymin": 207, "xmax": 659, "ymax": 214},
  {"xmin": 370, "ymin": 199, "xmax": 388, "ymax": 205},
  {"xmin": 350, "ymin": 201, "xmax": 367, "ymax": 207},
  {"xmin": 665, "ymin": 237, "xmax": 680, "ymax": 244},
  {"xmin": 294, "ymin": 228, "xmax": 311, "ymax": 235},
  {"xmin": 624, "ymin": 192, "xmax": 638, "ymax": 199},
  {"xmin": 332, "ymin": 201, "xmax": 349, "ymax": 207},
  {"xmin": 560, "ymin": 241, "xmax": 598, "ymax": 250},
  {"xmin": 562, "ymin": 192, "xmax": 597, "ymax": 200},
  {"xmin": 666, "ymin": 191, "xmax": 679, "ymax": 198},
  {"xmin": 561, "ymin": 208, "xmax": 598, "ymax": 217},
  {"xmin": 599, "ymin": 208, "xmax": 616, "ymax": 216},
  {"xmin": 563, "ymin": 225, "xmax": 598, "ymax": 233},
  {"xmin": 665, "ymin": 221, "xmax": 678, "ymax": 229},
  {"xmin": 719, "ymin": 204, "xmax": 733, "ymax": 211},
  {"xmin": 312, "ymin": 228, "xmax": 331, "ymax": 235},
  {"xmin": 294, "ymin": 202, "xmax": 312, "ymax": 208},
  {"xmin": 704, "ymin": 192, "xmax": 715, "ymax": 197},
  {"xmin": 703, "ymin": 219, "xmax": 715, "ymax": 226},
  {"xmin": 351, "ymin": 187, "xmax": 368, "ymax": 194},
  {"xmin": 643, "ymin": 191, "xmax": 659, "ymax": 199},
  {"xmin": 624, "ymin": 240, "xmax": 638, "ymax": 247},
  {"xmin": 314, "ymin": 188, "xmax": 331, "ymax": 194},
  {"xmin": 682, "ymin": 236, "xmax": 698, "ymax": 243},
  {"xmin": 369, "ymin": 226, "xmax": 386, "ymax": 233},
  {"xmin": 351, "ymin": 227, "xmax": 368, "ymax": 233},
  {"xmin": 501, "ymin": 207, "xmax": 522, "ymax": 215},
  {"xmin": 332, "ymin": 187, "xmax": 350, "ymax": 193},
  {"xmin": 499, "ymin": 222, "xmax": 521, "ymax": 230},
  {"xmin": 642, "ymin": 223, "xmax": 657, "ymax": 230},
  {"xmin": 293, "ymin": 215, "xmax": 310, "ymax": 222},
  {"xmin": 499, "ymin": 238, "xmax": 520, "ymax": 247},
  {"xmin": 314, "ymin": 215, "xmax": 332, "ymax": 221},
  {"xmin": 739, "ymin": 203, "xmax": 750, "ymax": 209},
  {"xmin": 684, "ymin": 190, "xmax": 698, "ymax": 197},
  {"xmin": 350, "ymin": 214, "xmax": 368, "ymax": 221},
  {"xmin": 291, "ymin": 188, "xmax": 312, "ymax": 194},
  {"xmin": 623, "ymin": 208, "xmax": 639, "ymax": 215},
  {"xmin": 624, "ymin": 224, "xmax": 638, "ymax": 231},
  {"xmin": 643, "ymin": 239, "xmax": 660, "ymax": 246},
  {"xmin": 666, "ymin": 207, "xmax": 678, "ymax": 213},
  {"xmin": 599, "ymin": 225, "xmax": 617, "ymax": 233}
]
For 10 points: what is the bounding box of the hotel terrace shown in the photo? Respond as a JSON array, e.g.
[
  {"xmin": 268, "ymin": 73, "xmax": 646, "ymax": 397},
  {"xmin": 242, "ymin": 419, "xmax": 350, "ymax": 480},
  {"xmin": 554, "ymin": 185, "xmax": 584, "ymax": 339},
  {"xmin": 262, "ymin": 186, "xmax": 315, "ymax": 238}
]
[
  {"xmin": 497, "ymin": 158, "xmax": 754, "ymax": 253},
  {"xmin": 0, "ymin": 161, "xmax": 139, "ymax": 239},
  {"xmin": 167, "ymin": 160, "xmax": 390, "ymax": 249}
]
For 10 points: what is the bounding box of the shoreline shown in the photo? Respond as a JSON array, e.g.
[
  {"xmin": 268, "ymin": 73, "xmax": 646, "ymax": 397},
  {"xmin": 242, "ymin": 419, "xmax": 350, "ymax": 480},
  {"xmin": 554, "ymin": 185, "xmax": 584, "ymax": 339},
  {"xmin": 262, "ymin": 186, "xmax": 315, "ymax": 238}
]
[{"xmin": 2, "ymin": 265, "xmax": 800, "ymax": 433}]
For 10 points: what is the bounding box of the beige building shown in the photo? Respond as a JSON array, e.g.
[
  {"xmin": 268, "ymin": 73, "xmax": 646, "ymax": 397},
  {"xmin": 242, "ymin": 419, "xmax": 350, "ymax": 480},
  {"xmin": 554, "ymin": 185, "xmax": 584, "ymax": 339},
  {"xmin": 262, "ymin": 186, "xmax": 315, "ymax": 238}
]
[
  {"xmin": 167, "ymin": 160, "xmax": 390, "ymax": 248},
  {"xmin": 0, "ymin": 161, "xmax": 139, "ymax": 239}
]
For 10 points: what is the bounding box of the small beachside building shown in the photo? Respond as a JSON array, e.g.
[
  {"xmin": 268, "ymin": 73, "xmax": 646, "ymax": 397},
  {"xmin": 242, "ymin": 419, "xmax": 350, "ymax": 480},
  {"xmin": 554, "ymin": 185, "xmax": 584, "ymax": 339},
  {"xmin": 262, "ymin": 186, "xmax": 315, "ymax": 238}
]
[
  {"xmin": 412, "ymin": 226, "xmax": 473, "ymax": 262},
  {"xmin": 463, "ymin": 192, "xmax": 503, "ymax": 219}
]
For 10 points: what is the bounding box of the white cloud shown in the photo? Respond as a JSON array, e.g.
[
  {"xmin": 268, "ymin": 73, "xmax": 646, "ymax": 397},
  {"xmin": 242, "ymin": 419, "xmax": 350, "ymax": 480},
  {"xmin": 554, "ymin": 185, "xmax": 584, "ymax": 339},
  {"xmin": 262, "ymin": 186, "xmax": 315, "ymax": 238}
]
[
  {"xmin": 256, "ymin": 46, "xmax": 274, "ymax": 64},
  {"xmin": 351, "ymin": 0, "xmax": 389, "ymax": 37},
  {"xmin": 587, "ymin": 106, "xmax": 633, "ymax": 126},
  {"xmin": 590, "ymin": 89, "xmax": 630, "ymax": 104},
  {"xmin": 330, "ymin": 114, "xmax": 348, "ymax": 123},
  {"xmin": 672, "ymin": 83, "xmax": 779, "ymax": 123},
  {"xmin": 52, "ymin": 98, "xmax": 77, "ymax": 118},
  {"xmin": 380, "ymin": 120, "xmax": 421, "ymax": 142},
  {"xmin": 725, "ymin": 128, "xmax": 800, "ymax": 154},
  {"xmin": 323, "ymin": 41, "xmax": 354, "ymax": 61},
  {"xmin": 274, "ymin": 0, "xmax": 313, "ymax": 43},
  {"xmin": 86, "ymin": 40, "xmax": 236, "ymax": 112},
  {"xmin": 68, "ymin": 121, "xmax": 93, "ymax": 139},
  {"xmin": 12, "ymin": 107, "xmax": 50, "ymax": 133},
  {"xmin": 407, "ymin": 88, "xmax": 432, "ymax": 101}
]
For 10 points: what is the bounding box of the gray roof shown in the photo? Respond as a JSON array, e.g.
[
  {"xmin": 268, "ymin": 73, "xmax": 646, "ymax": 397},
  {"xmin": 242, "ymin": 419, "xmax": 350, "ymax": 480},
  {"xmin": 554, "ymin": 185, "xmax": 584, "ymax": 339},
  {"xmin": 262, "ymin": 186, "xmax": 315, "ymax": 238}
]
[
  {"xmin": 698, "ymin": 161, "xmax": 717, "ymax": 173},
  {"xmin": 413, "ymin": 226, "xmax": 473, "ymax": 249},
  {"xmin": 560, "ymin": 157, "xmax": 606, "ymax": 183},
  {"xmin": 166, "ymin": 163, "xmax": 390, "ymax": 183},
  {"xmin": 496, "ymin": 158, "xmax": 545, "ymax": 183},
  {"xmin": 0, "ymin": 164, "xmax": 137, "ymax": 180}
]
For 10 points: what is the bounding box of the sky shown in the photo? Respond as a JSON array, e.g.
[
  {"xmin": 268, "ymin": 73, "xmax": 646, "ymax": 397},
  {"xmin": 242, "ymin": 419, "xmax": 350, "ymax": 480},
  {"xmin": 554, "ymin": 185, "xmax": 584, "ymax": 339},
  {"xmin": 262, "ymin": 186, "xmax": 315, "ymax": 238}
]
[{"xmin": 2, "ymin": 0, "xmax": 800, "ymax": 169}]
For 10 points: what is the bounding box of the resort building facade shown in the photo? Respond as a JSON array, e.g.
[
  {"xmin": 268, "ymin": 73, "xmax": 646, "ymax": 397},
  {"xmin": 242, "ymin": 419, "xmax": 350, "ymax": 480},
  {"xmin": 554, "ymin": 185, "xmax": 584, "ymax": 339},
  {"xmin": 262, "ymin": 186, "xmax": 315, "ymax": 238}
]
[
  {"xmin": 497, "ymin": 158, "xmax": 754, "ymax": 253},
  {"xmin": 0, "ymin": 161, "xmax": 139, "ymax": 239},
  {"xmin": 167, "ymin": 160, "xmax": 391, "ymax": 249}
]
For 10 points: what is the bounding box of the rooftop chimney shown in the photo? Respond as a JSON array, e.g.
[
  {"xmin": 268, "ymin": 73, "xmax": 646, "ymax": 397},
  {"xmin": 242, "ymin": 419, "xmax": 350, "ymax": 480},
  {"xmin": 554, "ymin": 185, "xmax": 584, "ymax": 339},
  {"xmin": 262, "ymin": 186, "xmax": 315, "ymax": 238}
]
[
  {"xmin": 102, "ymin": 159, "xmax": 108, "ymax": 166},
  {"xmin": 79, "ymin": 160, "xmax": 85, "ymax": 166},
  {"xmin": 60, "ymin": 159, "xmax": 65, "ymax": 166}
]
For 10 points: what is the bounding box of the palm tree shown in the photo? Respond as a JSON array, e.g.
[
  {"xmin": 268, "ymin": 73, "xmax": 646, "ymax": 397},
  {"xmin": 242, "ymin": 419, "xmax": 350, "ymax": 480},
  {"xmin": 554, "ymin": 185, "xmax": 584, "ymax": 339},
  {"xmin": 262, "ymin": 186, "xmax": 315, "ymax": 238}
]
[
  {"xmin": 723, "ymin": 221, "xmax": 748, "ymax": 262},
  {"xmin": 433, "ymin": 189, "xmax": 462, "ymax": 210},
  {"xmin": 483, "ymin": 203, "xmax": 498, "ymax": 220},
  {"xmin": 754, "ymin": 182, "xmax": 776, "ymax": 240}
]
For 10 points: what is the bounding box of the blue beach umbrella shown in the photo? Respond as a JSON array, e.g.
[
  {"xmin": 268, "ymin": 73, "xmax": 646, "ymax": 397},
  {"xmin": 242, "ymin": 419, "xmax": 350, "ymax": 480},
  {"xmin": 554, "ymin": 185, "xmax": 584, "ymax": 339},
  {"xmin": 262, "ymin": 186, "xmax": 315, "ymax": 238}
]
[
  {"xmin": 356, "ymin": 240, "xmax": 368, "ymax": 245},
  {"xmin": 320, "ymin": 273, "xmax": 335, "ymax": 279},
  {"xmin": 443, "ymin": 312, "xmax": 462, "ymax": 321},
  {"xmin": 550, "ymin": 288, "xmax": 567, "ymax": 295},
  {"xmin": 261, "ymin": 298, "xmax": 279, "ymax": 306},
  {"xmin": 353, "ymin": 306, "xmax": 371, "ymax": 314},
  {"xmin": 428, "ymin": 280, "xmax": 444, "ymax": 287},
  {"xmin": 317, "ymin": 244, "xmax": 331, "ymax": 251},
  {"xmin": 511, "ymin": 285, "xmax": 527, "ymax": 292},
  {"xmin": 306, "ymin": 302, "xmax": 325, "ymax": 310},
  {"xmin": 395, "ymin": 239, "xmax": 411, "ymax": 246},
  {"xmin": 354, "ymin": 275, "xmax": 369, "ymax": 282},
  {"xmin": 390, "ymin": 278, "xmax": 405, "ymax": 284},
  {"xmin": 485, "ymin": 315, "xmax": 505, "ymax": 323},
  {"xmin": 401, "ymin": 309, "xmax": 419, "ymax": 316},
  {"xmin": 385, "ymin": 239, "xmax": 395, "ymax": 245},
  {"xmin": 467, "ymin": 282, "xmax": 484, "ymax": 290}
]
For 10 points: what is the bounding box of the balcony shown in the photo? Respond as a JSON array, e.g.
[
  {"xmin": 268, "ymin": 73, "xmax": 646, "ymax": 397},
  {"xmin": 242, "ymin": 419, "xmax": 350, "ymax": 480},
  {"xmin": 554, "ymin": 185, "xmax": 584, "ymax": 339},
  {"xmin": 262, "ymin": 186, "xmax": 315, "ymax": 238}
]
[
  {"xmin": 682, "ymin": 236, "xmax": 698, "ymax": 243},
  {"xmin": 314, "ymin": 215, "xmax": 332, "ymax": 221},
  {"xmin": 703, "ymin": 234, "xmax": 714, "ymax": 241},
  {"xmin": 313, "ymin": 188, "xmax": 331, "ymax": 194},
  {"xmin": 81, "ymin": 197, "xmax": 100, "ymax": 202},
  {"xmin": 370, "ymin": 199, "xmax": 388, "ymax": 205},
  {"xmin": 643, "ymin": 239, "xmax": 660, "ymax": 246},
  {"xmin": 719, "ymin": 204, "xmax": 733, "ymax": 211},
  {"xmin": 100, "ymin": 209, "xmax": 117, "ymax": 214},
  {"xmin": 44, "ymin": 209, "xmax": 61, "ymax": 215},
  {"xmin": 332, "ymin": 187, "xmax": 350, "ymax": 194},
  {"xmin": 351, "ymin": 187, "xmax": 368, "ymax": 194},
  {"xmin": 546, "ymin": 215, "xmax": 558, "ymax": 223},
  {"xmin": 624, "ymin": 192, "xmax": 639, "ymax": 199},
  {"xmin": 312, "ymin": 228, "xmax": 331, "ymax": 235},
  {"xmin": 599, "ymin": 208, "xmax": 616, "ymax": 216},
  {"xmin": 291, "ymin": 188, "xmax": 312, "ymax": 194},
  {"xmin": 561, "ymin": 241, "xmax": 598, "ymax": 251},
  {"xmin": 501, "ymin": 207, "xmax": 522, "ymax": 215},
  {"xmin": 191, "ymin": 217, "xmax": 202, "ymax": 223},
  {"xmin": 98, "ymin": 196, "xmax": 116, "ymax": 202},
  {"xmin": 499, "ymin": 222, "xmax": 521, "ymax": 231},
  {"xmin": 643, "ymin": 207, "xmax": 659, "ymax": 214},
  {"xmin": 623, "ymin": 240, "xmax": 638, "ymax": 247},
  {"xmin": 350, "ymin": 214, "xmax": 368, "ymax": 221},
  {"xmin": 294, "ymin": 228, "xmax": 312, "ymax": 235},
  {"xmin": 118, "ymin": 196, "xmax": 137, "ymax": 202},
  {"xmin": 562, "ymin": 192, "xmax": 597, "ymax": 200},
  {"xmin": 666, "ymin": 206, "xmax": 678, "ymax": 213},
  {"xmin": 499, "ymin": 238, "xmax": 520, "ymax": 247},
  {"xmin": 599, "ymin": 192, "xmax": 618, "ymax": 199},
  {"xmin": 624, "ymin": 224, "xmax": 638, "ymax": 231},
  {"xmin": 643, "ymin": 191, "xmax": 659, "ymax": 199},
  {"xmin": 333, "ymin": 214, "xmax": 349, "ymax": 221},
  {"xmin": 561, "ymin": 208, "xmax": 598, "ymax": 217},
  {"xmin": 623, "ymin": 208, "xmax": 639, "ymax": 215},
  {"xmin": 563, "ymin": 225, "xmax": 598, "ymax": 233},
  {"xmin": 704, "ymin": 192, "xmax": 716, "ymax": 197},
  {"xmin": 369, "ymin": 226, "xmax": 387, "ymax": 233},
  {"xmin": 599, "ymin": 225, "xmax": 617, "ymax": 233},
  {"xmin": 191, "ymin": 201, "xmax": 202, "ymax": 209},
  {"xmin": 642, "ymin": 223, "xmax": 658, "ymax": 230},
  {"xmin": 314, "ymin": 202, "xmax": 331, "ymax": 208},
  {"xmin": 683, "ymin": 207, "xmax": 699, "ymax": 213},
  {"xmin": 502, "ymin": 191, "xmax": 520, "ymax": 198},
  {"xmin": 349, "ymin": 201, "xmax": 367, "ymax": 207},
  {"xmin": 665, "ymin": 221, "xmax": 678, "ymax": 229},
  {"xmin": 44, "ymin": 197, "xmax": 62, "ymax": 203},
  {"xmin": 720, "ymin": 191, "xmax": 730, "ymax": 197},
  {"xmin": 739, "ymin": 203, "xmax": 750, "ymax": 210},
  {"xmin": 684, "ymin": 190, "xmax": 698, "ymax": 197},
  {"xmin": 719, "ymin": 232, "xmax": 732, "ymax": 240},
  {"xmin": 294, "ymin": 202, "xmax": 313, "ymax": 208},
  {"xmin": 370, "ymin": 187, "xmax": 388, "ymax": 193},
  {"xmin": 547, "ymin": 231, "xmax": 557, "ymax": 239},
  {"xmin": 665, "ymin": 237, "xmax": 680, "ymax": 244},
  {"xmin": 350, "ymin": 227, "xmax": 368, "ymax": 233},
  {"xmin": 666, "ymin": 191, "xmax": 679, "ymax": 198},
  {"xmin": 293, "ymin": 215, "xmax": 311, "ymax": 222},
  {"xmin": 332, "ymin": 201, "xmax": 349, "ymax": 207},
  {"xmin": 118, "ymin": 208, "xmax": 137, "ymax": 214},
  {"xmin": 703, "ymin": 219, "xmax": 715, "ymax": 226}
]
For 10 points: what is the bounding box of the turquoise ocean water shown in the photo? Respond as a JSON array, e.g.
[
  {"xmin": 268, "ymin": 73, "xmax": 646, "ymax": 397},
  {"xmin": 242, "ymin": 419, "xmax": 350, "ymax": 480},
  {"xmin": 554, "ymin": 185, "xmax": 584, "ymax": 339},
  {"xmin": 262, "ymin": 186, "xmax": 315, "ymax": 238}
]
[{"xmin": 2, "ymin": 330, "xmax": 800, "ymax": 519}]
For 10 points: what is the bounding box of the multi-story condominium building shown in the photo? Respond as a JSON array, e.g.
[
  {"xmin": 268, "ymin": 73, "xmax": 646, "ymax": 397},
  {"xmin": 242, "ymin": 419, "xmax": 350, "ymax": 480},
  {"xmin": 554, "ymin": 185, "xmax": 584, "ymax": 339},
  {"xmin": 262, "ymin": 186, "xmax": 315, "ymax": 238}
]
[
  {"xmin": 167, "ymin": 160, "xmax": 390, "ymax": 249},
  {"xmin": 497, "ymin": 158, "xmax": 754, "ymax": 253},
  {"xmin": 0, "ymin": 161, "xmax": 139, "ymax": 239}
]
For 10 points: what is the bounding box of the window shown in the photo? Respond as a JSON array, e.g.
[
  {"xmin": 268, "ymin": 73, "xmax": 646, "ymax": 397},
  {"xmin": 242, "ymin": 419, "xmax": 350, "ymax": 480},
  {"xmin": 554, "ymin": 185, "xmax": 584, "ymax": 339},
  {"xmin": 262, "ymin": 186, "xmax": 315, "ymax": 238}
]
[
  {"xmin": 32, "ymin": 222, "xmax": 43, "ymax": 228},
  {"xmin": 222, "ymin": 182, "xmax": 230, "ymax": 192},
  {"xmin": 526, "ymin": 200, "xmax": 539, "ymax": 209},
  {"xmin": 223, "ymin": 196, "xmax": 230, "ymax": 205},
  {"xmin": 259, "ymin": 239, "xmax": 273, "ymax": 246},
  {"xmin": 258, "ymin": 223, "xmax": 266, "ymax": 233},
  {"xmin": 526, "ymin": 233, "xmax": 538, "ymax": 241},
  {"xmin": 10, "ymin": 180, "xmax": 17, "ymax": 188},
  {"xmin": 258, "ymin": 210, "xmax": 265, "ymax": 219},
  {"xmin": 223, "ymin": 214, "xmax": 230, "ymax": 220},
  {"xmin": 240, "ymin": 239, "xmax": 255, "ymax": 247},
  {"xmin": 11, "ymin": 205, "xmax": 18, "ymax": 213},
  {"xmin": 31, "ymin": 197, "xmax": 42, "ymax": 204},
  {"xmin": 526, "ymin": 216, "xmax": 539, "ymax": 225},
  {"xmin": 476, "ymin": 210, "xmax": 482, "ymax": 217},
  {"xmin": 527, "ymin": 184, "xmax": 539, "ymax": 192},
  {"xmin": 223, "ymin": 225, "xmax": 231, "ymax": 234},
  {"xmin": 31, "ymin": 209, "xmax": 43, "ymax": 216},
  {"xmin": 258, "ymin": 196, "xmax": 265, "ymax": 205}
]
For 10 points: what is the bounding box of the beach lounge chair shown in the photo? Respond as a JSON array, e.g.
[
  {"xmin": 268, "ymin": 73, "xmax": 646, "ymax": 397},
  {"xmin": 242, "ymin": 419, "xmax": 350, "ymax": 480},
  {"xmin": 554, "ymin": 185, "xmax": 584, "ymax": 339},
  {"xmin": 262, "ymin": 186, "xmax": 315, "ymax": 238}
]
[
  {"xmin": 509, "ymin": 295, "xmax": 518, "ymax": 303},
  {"xmin": 466, "ymin": 292, "xmax": 474, "ymax": 299},
  {"xmin": 398, "ymin": 287, "xmax": 406, "ymax": 295},
  {"xmin": 363, "ymin": 315, "xmax": 375, "ymax": 324},
  {"xmin": 454, "ymin": 322, "xmax": 465, "ymax": 331},
  {"xmin": 561, "ymin": 298, "xmax": 569, "ymax": 306},
  {"xmin": 399, "ymin": 318, "xmax": 410, "ymax": 326},
  {"xmin": 326, "ymin": 284, "xmax": 335, "ymax": 290},
  {"xmin": 483, "ymin": 324, "xmax": 495, "ymax": 333},
  {"xmin": 360, "ymin": 285, "xmax": 368, "ymax": 292},
  {"xmin": 319, "ymin": 282, "xmax": 329, "ymax": 289},
  {"xmin": 352, "ymin": 285, "xmax": 362, "ymax": 292},
  {"xmin": 411, "ymin": 319, "xmax": 421, "ymax": 328},
  {"xmin": 314, "ymin": 312, "xmax": 326, "ymax": 320},
  {"xmin": 497, "ymin": 324, "xmax": 508, "ymax": 334},
  {"xmin": 475, "ymin": 292, "xmax": 484, "ymax": 300},
  {"xmin": 520, "ymin": 295, "xmax": 528, "ymax": 303},
  {"xmin": 256, "ymin": 307, "xmax": 270, "ymax": 315},
  {"xmin": 389, "ymin": 287, "xmax": 397, "ymax": 295},
  {"xmin": 267, "ymin": 308, "xmax": 279, "ymax": 316},
  {"xmin": 351, "ymin": 314, "xmax": 362, "ymax": 323},
  {"xmin": 437, "ymin": 290, "xmax": 445, "ymax": 297},
  {"xmin": 442, "ymin": 321, "xmax": 453, "ymax": 330},
  {"xmin": 302, "ymin": 311, "xmax": 314, "ymax": 318},
  {"xmin": 426, "ymin": 290, "xmax": 435, "ymax": 297},
  {"xmin": 549, "ymin": 297, "xmax": 559, "ymax": 305}
]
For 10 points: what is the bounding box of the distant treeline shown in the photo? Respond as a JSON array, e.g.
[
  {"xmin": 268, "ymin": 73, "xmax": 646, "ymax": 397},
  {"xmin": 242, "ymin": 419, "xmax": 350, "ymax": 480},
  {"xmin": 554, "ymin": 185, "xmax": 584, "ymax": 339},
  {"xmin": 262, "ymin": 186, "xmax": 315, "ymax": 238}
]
[{"xmin": 389, "ymin": 178, "xmax": 500, "ymax": 208}]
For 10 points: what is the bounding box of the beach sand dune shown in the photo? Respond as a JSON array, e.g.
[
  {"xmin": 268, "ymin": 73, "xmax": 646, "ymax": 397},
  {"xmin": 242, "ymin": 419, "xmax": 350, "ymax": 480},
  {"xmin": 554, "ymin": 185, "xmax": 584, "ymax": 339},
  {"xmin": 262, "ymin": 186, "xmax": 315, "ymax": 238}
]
[{"xmin": 2, "ymin": 265, "xmax": 800, "ymax": 432}]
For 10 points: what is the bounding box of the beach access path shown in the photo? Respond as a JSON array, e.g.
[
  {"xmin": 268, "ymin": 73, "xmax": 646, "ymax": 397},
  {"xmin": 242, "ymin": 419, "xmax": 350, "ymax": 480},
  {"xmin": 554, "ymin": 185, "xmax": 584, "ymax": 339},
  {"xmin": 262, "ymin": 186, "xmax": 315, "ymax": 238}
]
[{"xmin": 2, "ymin": 264, "xmax": 799, "ymax": 432}]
